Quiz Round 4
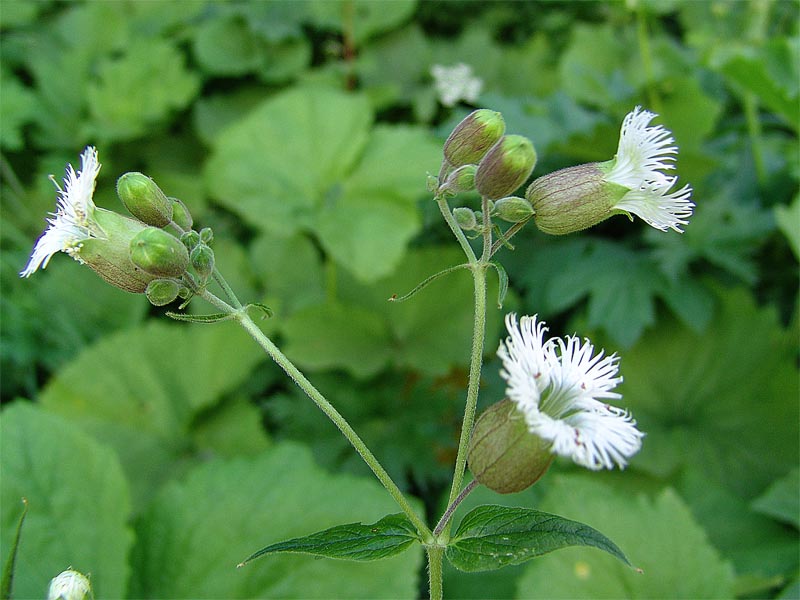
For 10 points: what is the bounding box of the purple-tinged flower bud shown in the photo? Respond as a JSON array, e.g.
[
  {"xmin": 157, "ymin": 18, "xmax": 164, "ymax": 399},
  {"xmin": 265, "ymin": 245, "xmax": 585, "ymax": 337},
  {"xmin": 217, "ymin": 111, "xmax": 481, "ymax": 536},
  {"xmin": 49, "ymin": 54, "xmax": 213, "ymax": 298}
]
[
  {"xmin": 474, "ymin": 135, "xmax": 537, "ymax": 200},
  {"xmin": 443, "ymin": 109, "xmax": 506, "ymax": 168},
  {"xmin": 468, "ymin": 399, "xmax": 554, "ymax": 494},
  {"xmin": 117, "ymin": 172, "xmax": 173, "ymax": 227},
  {"xmin": 130, "ymin": 227, "xmax": 189, "ymax": 277}
]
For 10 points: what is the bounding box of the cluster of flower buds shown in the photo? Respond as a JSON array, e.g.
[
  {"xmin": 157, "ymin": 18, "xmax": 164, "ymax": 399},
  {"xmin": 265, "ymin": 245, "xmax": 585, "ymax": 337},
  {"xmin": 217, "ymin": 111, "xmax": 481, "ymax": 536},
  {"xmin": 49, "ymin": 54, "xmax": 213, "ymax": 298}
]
[
  {"xmin": 20, "ymin": 147, "xmax": 216, "ymax": 308},
  {"xmin": 434, "ymin": 109, "xmax": 538, "ymax": 233},
  {"xmin": 435, "ymin": 106, "xmax": 693, "ymax": 237}
]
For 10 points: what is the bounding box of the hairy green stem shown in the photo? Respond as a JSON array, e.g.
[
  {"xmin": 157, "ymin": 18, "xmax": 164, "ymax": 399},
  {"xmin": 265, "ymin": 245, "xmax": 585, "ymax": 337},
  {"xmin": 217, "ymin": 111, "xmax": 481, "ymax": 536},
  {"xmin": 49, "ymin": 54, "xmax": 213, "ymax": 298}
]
[
  {"xmin": 426, "ymin": 545, "xmax": 445, "ymax": 600},
  {"xmin": 441, "ymin": 252, "xmax": 488, "ymax": 538},
  {"xmin": 436, "ymin": 195, "xmax": 478, "ymax": 263},
  {"xmin": 199, "ymin": 289, "xmax": 431, "ymax": 538}
]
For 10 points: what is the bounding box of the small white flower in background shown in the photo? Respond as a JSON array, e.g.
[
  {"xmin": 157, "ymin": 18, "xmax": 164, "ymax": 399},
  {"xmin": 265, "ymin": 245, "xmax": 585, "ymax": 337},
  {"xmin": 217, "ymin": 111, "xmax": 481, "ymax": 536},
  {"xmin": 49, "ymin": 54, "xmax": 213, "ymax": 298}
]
[
  {"xmin": 47, "ymin": 569, "xmax": 92, "ymax": 600},
  {"xmin": 605, "ymin": 106, "xmax": 694, "ymax": 232},
  {"xmin": 431, "ymin": 63, "xmax": 483, "ymax": 107},
  {"xmin": 497, "ymin": 314, "xmax": 644, "ymax": 470},
  {"xmin": 20, "ymin": 146, "xmax": 101, "ymax": 276}
]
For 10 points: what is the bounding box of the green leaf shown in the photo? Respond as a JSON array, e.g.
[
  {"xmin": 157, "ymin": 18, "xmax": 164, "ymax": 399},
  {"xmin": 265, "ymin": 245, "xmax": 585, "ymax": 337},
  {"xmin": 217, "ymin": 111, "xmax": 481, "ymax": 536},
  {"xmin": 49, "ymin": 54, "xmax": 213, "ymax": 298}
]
[
  {"xmin": 205, "ymin": 86, "xmax": 372, "ymax": 235},
  {"xmin": 336, "ymin": 246, "xmax": 506, "ymax": 376},
  {"xmin": 446, "ymin": 504, "xmax": 629, "ymax": 573},
  {"xmin": 489, "ymin": 261, "xmax": 509, "ymax": 308},
  {"xmin": 545, "ymin": 240, "xmax": 663, "ymax": 348},
  {"xmin": 718, "ymin": 38, "xmax": 800, "ymax": 130},
  {"xmin": 130, "ymin": 442, "xmax": 423, "ymax": 598},
  {"xmin": 281, "ymin": 302, "xmax": 393, "ymax": 378},
  {"xmin": 167, "ymin": 311, "xmax": 237, "ymax": 323},
  {"xmin": 0, "ymin": 71, "xmax": 37, "ymax": 150},
  {"xmin": 240, "ymin": 513, "xmax": 419, "ymax": 565},
  {"xmin": 0, "ymin": 498, "xmax": 27, "ymax": 600},
  {"xmin": 0, "ymin": 403, "xmax": 133, "ymax": 599},
  {"xmin": 558, "ymin": 23, "xmax": 638, "ymax": 108},
  {"xmin": 620, "ymin": 287, "xmax": 799, "ymax": 499},
  {"xmin": 308, "ymin": 0, "xmax": 417, "ymax": 45},
  {"xmin": 249, "ymin": 233, "xmax": 326, "ymax": 315},
  {"xmin": 775, "ymin": 193, "xmax": 800, "ymax": 260},
  {"xmin": 751, "ymin": 468, "xmax": 800, "ymax": 528},
  {"xmin": 515, "ymin": 475, "xmax": 735, "ymax": 599},
  {"xmin": 38, "ymin": 321, "xmax": 265, "ymax": 509},
  {"xmin": 192, "ymin": 12, "xmax": 262, "ymax": 76},
  {"xmin": 676, "ymin": 467, "xmax": 799, "ymax": 579},
  {"xmin": 342, "ymin": 124, "xmax": 441, "ymax": 202},
  {"xmin": 314, "ymin": 194, "xmax": 421, "ymax": 282},
  {"xmin": 87, "ymin": 38, "xmax": 200, "ymax": 141}
]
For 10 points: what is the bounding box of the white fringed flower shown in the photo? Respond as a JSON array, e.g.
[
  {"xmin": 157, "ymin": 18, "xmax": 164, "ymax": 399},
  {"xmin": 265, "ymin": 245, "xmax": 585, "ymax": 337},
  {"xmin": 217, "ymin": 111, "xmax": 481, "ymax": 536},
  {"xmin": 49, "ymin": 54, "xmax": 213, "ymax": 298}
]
[
  {"xmin": 431, "ymin": 63, "xmax": 483, "ymax": 107},
  {"xmin": 20, "ymin": 146, "xmax": 101, "ymax": 276},
  {"xmin": 497, "ymin": 314, "xmax": 644, "ymax": 470},
  {"xmin": 605, "ymin": 106, "xmax": 694, "ymax": 232},
  {"xmin": 527, "ymin": 106, "xmax": 694, "ymax": 235}
]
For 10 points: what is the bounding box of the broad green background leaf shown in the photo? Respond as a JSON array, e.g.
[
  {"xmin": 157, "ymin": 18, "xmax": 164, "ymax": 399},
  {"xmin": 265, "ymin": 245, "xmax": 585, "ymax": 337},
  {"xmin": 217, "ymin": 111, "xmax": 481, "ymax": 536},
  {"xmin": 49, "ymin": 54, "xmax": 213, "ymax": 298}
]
[
  {"xmin": 751, "ymin": 468, "xmax": 800, "ymax": 529},
  {"xmin": 38, "ymin": 321, "xmax": 267, "ymax": 509},
  {"xmin": 447, "ymin": 504, "xmax": 629, "ymax": 573},
  {"xmin": 130, "ymin": 442, "xmax": 423, "ymax": 598},
  {"xmin": 775, "ymin": 193, "xmax": 800, "ymax": 260},
  {"xmin": 676, "ymin": 467, "xmax": 798, "ymax": 581},
  {"xmin": 0, "ymin": 403, "xmax": 133, "ymax": 600},
  {"xmin": 282, "ymin": 302, "xmax": 393, "ymax": 378},
  {"xmin": 515, "ymin": 475, "xmax": 735, "ymax": 599},
  {"xmin": 307, "ymin": 0, "xmax": 417, "ymax": 45},
  {"xmin": 205, "ymin": 86, "xmax": 373, "ymax": 235},
  {"xmin": 241, "ymin": 513, "xmax": 419, "ymax": 564},
  {"xmin": 87, "ymin": 38, "xmax": 200, "ymax": 142},
  {"xmin": 620, "ymin": 287, "xmax": 799, "ymax": 499}
]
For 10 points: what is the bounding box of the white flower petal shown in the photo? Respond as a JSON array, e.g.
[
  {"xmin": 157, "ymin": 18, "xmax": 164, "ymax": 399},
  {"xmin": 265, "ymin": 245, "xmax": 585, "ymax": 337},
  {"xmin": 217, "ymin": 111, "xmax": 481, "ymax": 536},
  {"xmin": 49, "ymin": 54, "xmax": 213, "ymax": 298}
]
[
  {"xmin": 600, "ymin": 107, "xmax": 694, "ymax": 232},
  {"xmin": 608, "ymin": 106, "xmax": 678, "ymax": 189},
  {"xmin": 615, "ymin": 177, "xmax": 694, "ymax": 233},
  {"xmin": 497, "ymin": 313, "xmax": 643, "ymax": 471},
  {"xmin": 20, "ymin": 147, "xmax": 101, "ymax": 277}
]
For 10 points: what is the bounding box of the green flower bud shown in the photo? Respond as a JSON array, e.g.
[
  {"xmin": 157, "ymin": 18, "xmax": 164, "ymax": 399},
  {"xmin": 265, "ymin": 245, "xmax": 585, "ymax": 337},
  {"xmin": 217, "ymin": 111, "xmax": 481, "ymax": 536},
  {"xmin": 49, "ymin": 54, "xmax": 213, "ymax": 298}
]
[
  {"xmin": 145, "ymin": 278, "xmax": 181, "ymax": 306},
  {"xmin": 474, "ymin": 135, "xmax": 537, "ymax": 200},
  {"xmin": 468, "ymin": 399, "xmax": 554, "ymax": 494},
  {"xmin": 199, "ymin": 227, "xmax": 214, "ymax": 244},
  {"xmin": 440, "ymin": 164, "xmax": 477, "ymax": 195},
  {"xmin": 73, "ymin": 208, "xmax": 157, "ymax": 293},
  {"xmin": 525, "ymin": 162, "xmax": 629, "ymax": 235},
  {"xmin": 181, "ymin": 230, "xmax": 201, "ymax": 250},
  {"xmin": 117, "ymin": 172, "xmax": 173, "ymax": 227},
  {"xmin": 453, "ymin": 207, "xmax": 478, "ymax": 231},
  {"xmin": 130, "ymin": 227, "xmax": 189, "ymax": 277},
  {"xmin": 493, "ymin": 196, "xmax": 534, "ymax": 223},
  {"xmin": 170, "ymin": 197, "xmax": 193, "ymax": 230},
  {"xmin": 48, "ymin": 569, "xmax": 92, "ymax": 600},
  {"xmin": 190, "ymin": 244, "xmax": 215, "ymax": 280},
  {"xmin": 443, "ymin": 109, "xmax": 506, "ymax": 167}
]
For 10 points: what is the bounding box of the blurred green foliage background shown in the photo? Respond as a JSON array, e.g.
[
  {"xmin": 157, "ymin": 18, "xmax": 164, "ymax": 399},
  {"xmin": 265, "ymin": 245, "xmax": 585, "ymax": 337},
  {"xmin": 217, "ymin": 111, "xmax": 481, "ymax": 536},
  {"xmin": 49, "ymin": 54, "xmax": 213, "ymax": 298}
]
[{"xmin": 1, "ymin": 1, "xmax": 797, "ymax": 598}]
